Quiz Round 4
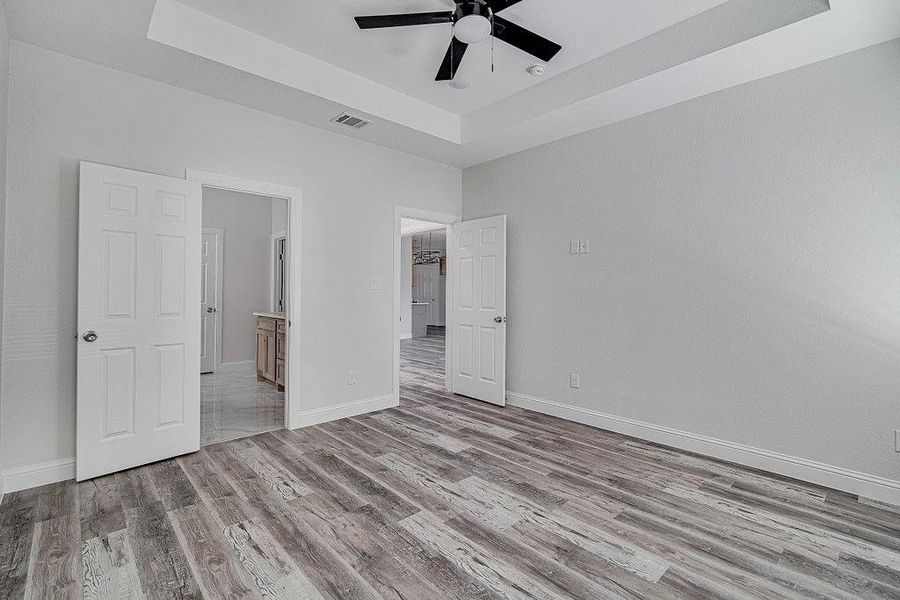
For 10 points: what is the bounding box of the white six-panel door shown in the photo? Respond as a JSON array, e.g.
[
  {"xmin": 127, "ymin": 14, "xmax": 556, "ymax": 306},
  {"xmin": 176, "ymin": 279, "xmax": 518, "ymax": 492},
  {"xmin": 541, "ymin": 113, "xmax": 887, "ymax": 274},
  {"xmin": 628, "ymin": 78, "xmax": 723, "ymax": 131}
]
[
  {"xmin": 77, "ymin": 162, "xmax": 202, "ymax": 481},
  {"xmin": 451, "ymin": 215, "xmax": 507, "ymax": 406},
  {"xmin": 200, "ymin": 228, "xmax": 221, "ymax": 374}
]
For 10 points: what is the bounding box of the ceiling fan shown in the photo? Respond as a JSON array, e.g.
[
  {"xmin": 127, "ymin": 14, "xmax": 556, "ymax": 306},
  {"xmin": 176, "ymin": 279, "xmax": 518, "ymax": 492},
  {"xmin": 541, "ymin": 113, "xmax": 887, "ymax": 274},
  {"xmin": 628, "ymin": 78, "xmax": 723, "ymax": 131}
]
[{"xmin": 355, "ymin": 0, "xmax": 562, "ymax": 81}]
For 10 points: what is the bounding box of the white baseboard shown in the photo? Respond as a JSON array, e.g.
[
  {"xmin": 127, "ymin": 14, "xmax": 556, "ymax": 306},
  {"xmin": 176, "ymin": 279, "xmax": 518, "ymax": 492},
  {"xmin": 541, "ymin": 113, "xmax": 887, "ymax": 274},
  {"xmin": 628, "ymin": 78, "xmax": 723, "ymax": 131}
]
[
  {"xmin": 1, "ymin": 393, "xmax": 396, "ymax": 495},
  {"xmin": 293, "ymin": 393, "xmax": 397, "ymax": 429},
  {"xmin": 2, "ymin": 457, "xmax": 76, "ymax": 494},
  {"xmin": 0, "ymin": 393, "xmax": 395, "ymax": 494},
  {"xmin": 506, "ymin": 391, "xmax": 900, "ymax": 507}
]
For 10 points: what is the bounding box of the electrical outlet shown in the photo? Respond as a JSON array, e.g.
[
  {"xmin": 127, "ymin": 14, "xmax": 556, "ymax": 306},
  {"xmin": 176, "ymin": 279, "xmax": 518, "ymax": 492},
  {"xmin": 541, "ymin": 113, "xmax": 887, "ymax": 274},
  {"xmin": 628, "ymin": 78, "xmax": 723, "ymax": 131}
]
[
  {"xmin": 348, "ymin": 370, "xmax": 357, "ymax": 385},
  {"xmin": 895, "ymin": 430, "xmax": 900, "ymax": 453},
  {"xmin": 369, "ymin": 278, "xmax": 383, "ymax": 290},
  {"xmin": 569, "ymin": 373, "xmax": 580, "ymax": 389},
  {"xmin": 570, "ymin": 240, "xmax": 590, "ymax": 255}
]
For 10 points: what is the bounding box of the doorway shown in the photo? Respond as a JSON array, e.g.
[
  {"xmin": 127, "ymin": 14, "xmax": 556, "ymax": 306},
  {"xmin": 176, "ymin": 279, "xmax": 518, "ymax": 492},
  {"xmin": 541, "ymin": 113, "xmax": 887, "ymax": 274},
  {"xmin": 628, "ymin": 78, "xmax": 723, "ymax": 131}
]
[
  {"xmin": 400, "ymin": 220, "xmax": 450, "ymax": 395},
  {"xmin": 199, "ymin": 188, "xmax": 288, "ymax": 445},
  {"xmin": 393, "ymin": 208, "xmax": 509, "ymax": 410}
]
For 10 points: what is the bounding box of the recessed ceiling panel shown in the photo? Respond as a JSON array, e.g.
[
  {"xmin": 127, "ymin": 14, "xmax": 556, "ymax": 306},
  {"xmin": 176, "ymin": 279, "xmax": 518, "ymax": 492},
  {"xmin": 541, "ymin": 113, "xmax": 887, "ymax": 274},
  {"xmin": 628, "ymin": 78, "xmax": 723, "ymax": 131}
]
[{"xmin": 177, "ymin": 0, "xmax": 731, "ymax": 115}]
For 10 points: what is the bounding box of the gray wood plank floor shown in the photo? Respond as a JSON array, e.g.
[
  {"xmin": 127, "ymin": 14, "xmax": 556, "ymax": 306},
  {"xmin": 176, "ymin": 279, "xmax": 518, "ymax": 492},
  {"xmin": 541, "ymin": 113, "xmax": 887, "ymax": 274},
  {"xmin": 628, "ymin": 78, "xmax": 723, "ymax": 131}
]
[{"xmin": 2, "ymin": 328, "xmax": 900, "ymax": 599}]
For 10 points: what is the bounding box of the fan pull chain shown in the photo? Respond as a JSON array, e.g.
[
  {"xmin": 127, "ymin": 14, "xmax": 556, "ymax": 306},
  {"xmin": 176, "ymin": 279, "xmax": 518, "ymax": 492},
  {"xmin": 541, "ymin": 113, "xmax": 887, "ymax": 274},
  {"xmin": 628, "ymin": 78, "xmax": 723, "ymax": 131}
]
[
  {"xmin": 451, "ymin": 24, "xmax": 456, "ymax": 74},
  {"xmin": 491, "ymin": 16, "xmax": 495, "ymax": 73}
]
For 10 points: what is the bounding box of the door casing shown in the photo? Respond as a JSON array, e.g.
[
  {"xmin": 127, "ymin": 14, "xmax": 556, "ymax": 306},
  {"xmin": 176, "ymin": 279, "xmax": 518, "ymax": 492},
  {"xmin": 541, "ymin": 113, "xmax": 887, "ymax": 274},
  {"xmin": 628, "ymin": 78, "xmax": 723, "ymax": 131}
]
[{"xmin": 188, "ymin": 169, "xmax": 303, "ymax": 430}]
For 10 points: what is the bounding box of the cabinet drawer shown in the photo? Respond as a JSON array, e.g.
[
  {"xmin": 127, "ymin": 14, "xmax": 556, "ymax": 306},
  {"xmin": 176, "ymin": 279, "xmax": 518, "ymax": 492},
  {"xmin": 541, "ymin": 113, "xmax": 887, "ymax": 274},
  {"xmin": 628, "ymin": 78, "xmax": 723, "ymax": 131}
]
[
  {"xmin": 276, "ymin": 319, "xmax": 286, "ymax": 333},
  {"xmin": 257, "ymin": 317, "xmax": 276, "ymax": 332}
]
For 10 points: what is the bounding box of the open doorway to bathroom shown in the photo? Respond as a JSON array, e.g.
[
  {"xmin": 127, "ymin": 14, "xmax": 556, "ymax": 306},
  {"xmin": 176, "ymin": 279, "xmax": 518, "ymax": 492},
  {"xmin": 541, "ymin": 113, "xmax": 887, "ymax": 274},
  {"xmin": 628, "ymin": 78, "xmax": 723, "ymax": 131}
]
[{"xmin": 199, "ymin": 187, "xmax": 289, "ymax": 445}]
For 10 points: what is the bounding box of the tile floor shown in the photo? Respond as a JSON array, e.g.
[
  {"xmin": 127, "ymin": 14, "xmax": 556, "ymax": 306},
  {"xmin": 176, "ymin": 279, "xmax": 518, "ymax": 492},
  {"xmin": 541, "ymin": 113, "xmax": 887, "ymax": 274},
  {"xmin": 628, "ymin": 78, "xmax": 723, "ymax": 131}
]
[{"xmin": 200, "ymin": 362, "xmax": 284, "ymax": 445}]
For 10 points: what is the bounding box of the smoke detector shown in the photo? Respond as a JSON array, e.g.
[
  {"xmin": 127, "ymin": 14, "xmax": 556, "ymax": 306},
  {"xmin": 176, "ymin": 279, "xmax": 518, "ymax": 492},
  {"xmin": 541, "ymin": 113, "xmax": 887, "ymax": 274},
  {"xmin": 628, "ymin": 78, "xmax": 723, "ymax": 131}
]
[{"xmin": 527, "ymin": 64, "xmax": 545, "ymax": 77}]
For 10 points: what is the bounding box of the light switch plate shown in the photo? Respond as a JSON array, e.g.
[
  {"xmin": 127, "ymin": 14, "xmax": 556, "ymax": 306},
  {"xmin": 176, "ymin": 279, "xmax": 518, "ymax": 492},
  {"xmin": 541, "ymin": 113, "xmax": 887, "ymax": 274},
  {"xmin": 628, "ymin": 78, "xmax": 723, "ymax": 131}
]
[
  {"xmin": 348, "ymin": 370, "xmax": 357, "ymax": 385},
  {"xmin": 570, "ymin": 241, "xmax": 580, "ymax": 254},
  {"xmin": 369, "ymin": 278, "xmax": 383, "ymax": 290},
  {"xmin": 579, "ymin": 240, "xmax": 590, "ymax": 253},
  {"xmin": 895, "ymin": 430, "xmax": 900, "ymax": 453}
]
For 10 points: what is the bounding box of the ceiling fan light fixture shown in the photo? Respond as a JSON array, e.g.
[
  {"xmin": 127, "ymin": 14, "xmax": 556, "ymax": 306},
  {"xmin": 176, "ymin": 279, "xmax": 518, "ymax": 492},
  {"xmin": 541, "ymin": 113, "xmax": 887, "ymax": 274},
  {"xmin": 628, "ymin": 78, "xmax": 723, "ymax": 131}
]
[{"xmin": 454, "ymin": 14, "xmax": 492, "ymax": 44}]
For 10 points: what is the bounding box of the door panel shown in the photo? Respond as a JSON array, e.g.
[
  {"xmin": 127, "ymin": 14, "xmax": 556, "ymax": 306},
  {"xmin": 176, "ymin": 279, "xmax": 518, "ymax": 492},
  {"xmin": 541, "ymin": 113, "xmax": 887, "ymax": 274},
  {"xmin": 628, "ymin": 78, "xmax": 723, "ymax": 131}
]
[
  {"xmin": 451, "ymin": 215, "xmax": 506, "ymax": 406},
  {"xmin": 102, "ymin": 231, "xmax": 136, "ymax": 319},
  {"xmin": 77, "ymin": 161, "xmax": 202, "ymax": 481},
  {"xmin": 156, "ymin": 343, "xmax": 186, "ymax": 427},
  {"xmin": 101, "ymin": 347, "xmax": 136, "ymax": 439}
]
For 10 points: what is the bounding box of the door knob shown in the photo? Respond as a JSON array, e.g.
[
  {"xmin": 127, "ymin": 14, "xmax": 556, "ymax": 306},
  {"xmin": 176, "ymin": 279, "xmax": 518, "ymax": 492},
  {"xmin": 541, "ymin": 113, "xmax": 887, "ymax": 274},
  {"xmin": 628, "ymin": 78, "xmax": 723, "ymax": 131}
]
[
  {"xmin": 494, "ymin": 316, "xmax": 506, "ymax": 323},
  {"xmin": 207, "ymin": 307, "xmax": 217, "ymax": 313},
  {"xmin": 82, "ymin": 331, "xmax": 99, "ymax": 343}
]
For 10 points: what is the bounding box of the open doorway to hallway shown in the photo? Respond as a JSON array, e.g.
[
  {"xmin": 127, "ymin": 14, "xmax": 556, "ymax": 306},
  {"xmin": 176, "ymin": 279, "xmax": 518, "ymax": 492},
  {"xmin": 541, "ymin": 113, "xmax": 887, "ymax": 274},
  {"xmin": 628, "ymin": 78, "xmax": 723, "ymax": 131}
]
[{"xmin": 400, "ymin": 219, "xmax": 449, "ymax": 394}]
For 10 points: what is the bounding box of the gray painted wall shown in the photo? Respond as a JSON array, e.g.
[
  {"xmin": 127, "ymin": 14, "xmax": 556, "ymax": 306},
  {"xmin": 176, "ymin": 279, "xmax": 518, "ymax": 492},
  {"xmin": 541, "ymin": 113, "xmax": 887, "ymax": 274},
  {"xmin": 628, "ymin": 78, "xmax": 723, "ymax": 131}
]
[
  {"xmin": 0, "ymin": 42, "xmax": 460, "ymax": 472},
  {"xmin": 202, "ymin": 188, "xmax": 274, "ymax": 365},
  {"xmin": 463, "ymin": 40, "xmax": 900, "ymax": 482},
  {"xmin": 0, "ymin": 2, "xmax": 9, "ymax": 491}
]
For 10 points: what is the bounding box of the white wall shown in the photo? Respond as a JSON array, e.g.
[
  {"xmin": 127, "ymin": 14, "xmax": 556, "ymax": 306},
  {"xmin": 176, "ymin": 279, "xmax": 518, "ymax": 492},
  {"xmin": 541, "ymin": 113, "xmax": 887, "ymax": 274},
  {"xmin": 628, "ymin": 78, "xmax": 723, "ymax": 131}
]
[
  {"xmin": 272, "ymin": 197, "xmax": 287, "ymax": 235},
  {"xmin": 202, "ymin": 188, "xmax": 274, "ymax": 365},
  {"xmin": 0, "ymin": 42, "xmax": 460, "ymax": 472},
  {"xmin": 400, "ymin": 236, "xmax": 412, "ymax": 340},
  {"xmin": 463, "ymin": 41, "xmax": 900, "ymax": 490},
  {"xmin": 0, "ymin": 2, "xmax": 10, "ymax": 495}
]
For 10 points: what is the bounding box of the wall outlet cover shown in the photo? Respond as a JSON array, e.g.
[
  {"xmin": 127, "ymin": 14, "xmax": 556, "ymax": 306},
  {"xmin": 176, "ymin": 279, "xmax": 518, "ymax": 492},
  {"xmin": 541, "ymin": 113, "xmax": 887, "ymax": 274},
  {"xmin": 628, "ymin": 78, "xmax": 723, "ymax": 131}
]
[
  {"xmin": 570, "ymin": 241, "xmax": 580, "ymax": 254},
  {"xmin": 348, "ymin": 370, "xmax": 357, "ymax": 385},
  {"xmin": 569, "ymin": 373, "xmax": 580, "ymax": 389},
  {"xmin": 369, "ymin": 278, "xmax": 383, "ymax": 290},
  {"xmin": 579, "ymin": 240, "xmax": 590, "ymax": 253},
  {"xmin": 895, "ymin": 430, "xmax": 900, "ymax": 453}
]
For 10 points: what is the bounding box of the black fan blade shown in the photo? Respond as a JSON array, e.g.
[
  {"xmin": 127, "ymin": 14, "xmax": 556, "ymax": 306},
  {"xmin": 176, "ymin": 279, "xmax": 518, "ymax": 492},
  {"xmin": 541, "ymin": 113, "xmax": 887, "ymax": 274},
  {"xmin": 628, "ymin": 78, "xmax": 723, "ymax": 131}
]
[
  {"xmin": 492, "ymin": 16, "xmax": 561, "ymax": 62},
  {"xmin": 355, "ymin": 12, "xmax": 452, "ymax": 29},
  {"xmin": 436, "ymin": 38, "xmax": 469, "ymax": 81},
  {"xmin": 487, "ymin": 0, "xmax": 527, "ymax": 12}
]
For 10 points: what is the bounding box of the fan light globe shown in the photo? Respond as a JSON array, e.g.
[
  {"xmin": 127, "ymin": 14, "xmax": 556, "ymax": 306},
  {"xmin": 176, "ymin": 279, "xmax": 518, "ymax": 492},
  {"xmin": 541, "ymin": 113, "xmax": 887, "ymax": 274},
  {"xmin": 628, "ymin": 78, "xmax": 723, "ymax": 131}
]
[{"xmin": 454, "ymin": 14, "xmax": 491, "ymax": 44}]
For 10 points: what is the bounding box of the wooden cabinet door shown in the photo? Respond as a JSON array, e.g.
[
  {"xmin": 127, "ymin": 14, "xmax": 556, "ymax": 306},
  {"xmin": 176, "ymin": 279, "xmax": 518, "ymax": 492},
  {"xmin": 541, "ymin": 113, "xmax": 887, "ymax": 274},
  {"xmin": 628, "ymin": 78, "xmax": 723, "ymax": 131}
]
[
  {"xmin": 257, "ymin": 330, "xmax": 267, "ymax": 376},
  {"xmin": 275, "ymin": 359, "xmax": 285, "ymax": 387},
  {"xmin": 265, "ymin": 330, "xmax": 276, "ymax": 381},
  {"xmin": 276, "ymin": 332, "xmax": 285, "ymax": 360}
]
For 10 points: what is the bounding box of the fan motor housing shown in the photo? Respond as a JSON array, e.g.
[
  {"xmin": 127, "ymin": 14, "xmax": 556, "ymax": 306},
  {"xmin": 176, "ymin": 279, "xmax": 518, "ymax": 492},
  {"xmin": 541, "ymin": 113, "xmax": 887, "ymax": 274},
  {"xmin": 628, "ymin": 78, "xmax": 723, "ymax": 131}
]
[{"xmin": 453, "ymin": 0, "xmax": 492, "ymax": 24}]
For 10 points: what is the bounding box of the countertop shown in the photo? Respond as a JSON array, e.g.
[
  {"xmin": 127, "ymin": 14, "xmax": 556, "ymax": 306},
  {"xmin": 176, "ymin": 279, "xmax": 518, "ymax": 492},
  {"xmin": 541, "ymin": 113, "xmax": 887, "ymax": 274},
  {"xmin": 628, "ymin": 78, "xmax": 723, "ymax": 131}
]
[{"xmin": 253, "ymin": 312, "xmax": 286, "ymax": 320}]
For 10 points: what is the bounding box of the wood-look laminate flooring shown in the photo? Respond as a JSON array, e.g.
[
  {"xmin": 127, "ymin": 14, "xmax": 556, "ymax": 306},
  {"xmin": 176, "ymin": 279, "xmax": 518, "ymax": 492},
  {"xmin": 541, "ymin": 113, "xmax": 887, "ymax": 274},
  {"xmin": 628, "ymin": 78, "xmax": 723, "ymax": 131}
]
[{"xmin": 2, "ymin": 328, "xmax": 900, "ymax": 598}]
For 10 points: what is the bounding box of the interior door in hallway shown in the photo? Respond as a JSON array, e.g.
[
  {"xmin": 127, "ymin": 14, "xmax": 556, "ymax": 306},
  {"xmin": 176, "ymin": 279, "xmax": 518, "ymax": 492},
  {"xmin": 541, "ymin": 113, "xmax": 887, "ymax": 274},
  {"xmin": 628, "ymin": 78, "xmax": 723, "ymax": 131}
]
[
  {"xmin": 77, "ymin": 161, "xmax": 202, "ymax": 481},
  {"xmin": 415, "ymin": 263, "xmax": 444, "ymax": 326},
  {"xmin": 200, "ymin": 228, "xmax": 221, "ymax": 373},
  {"xmin": 450, "ymin": 215, "xmax": 507, "ymax": 406}
]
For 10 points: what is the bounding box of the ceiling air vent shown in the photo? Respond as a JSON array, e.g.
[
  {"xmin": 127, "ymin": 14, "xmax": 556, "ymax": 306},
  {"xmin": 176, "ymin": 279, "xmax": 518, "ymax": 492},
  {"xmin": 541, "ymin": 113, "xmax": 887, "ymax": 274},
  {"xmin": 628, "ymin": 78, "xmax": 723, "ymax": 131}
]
[{"xmin": 332, "ymin": 112, "xmax": 372, "ymax": 130}]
